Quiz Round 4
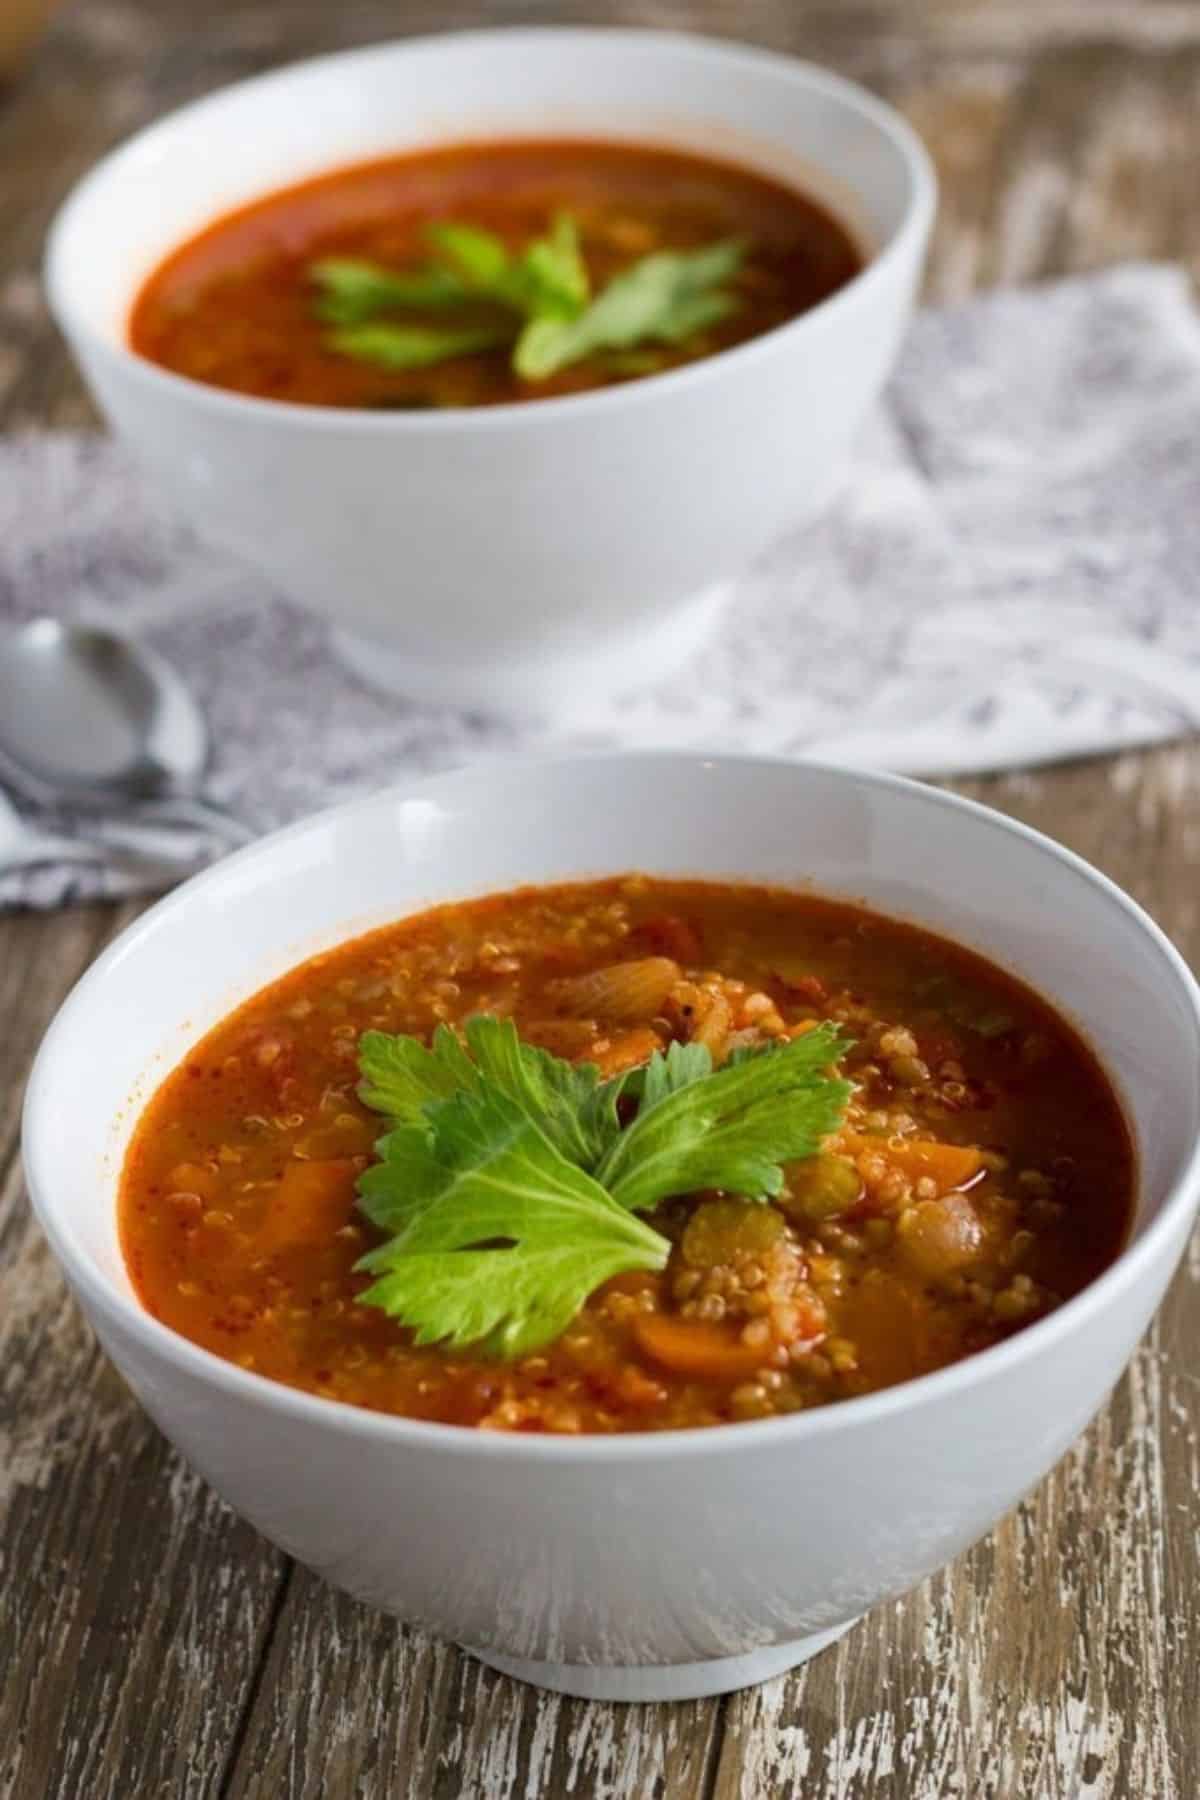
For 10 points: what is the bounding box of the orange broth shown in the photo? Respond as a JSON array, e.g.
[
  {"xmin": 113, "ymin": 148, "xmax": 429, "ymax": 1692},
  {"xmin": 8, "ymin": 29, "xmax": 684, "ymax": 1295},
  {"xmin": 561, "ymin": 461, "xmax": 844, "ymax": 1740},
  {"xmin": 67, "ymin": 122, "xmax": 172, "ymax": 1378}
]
[
  {"xmin": 128, "ymin": 140, "xmax": 864, "ymax": 408},
  {"xmin": 118, "ymin": 878, "xmax": 1134, "ymax": 1434}
]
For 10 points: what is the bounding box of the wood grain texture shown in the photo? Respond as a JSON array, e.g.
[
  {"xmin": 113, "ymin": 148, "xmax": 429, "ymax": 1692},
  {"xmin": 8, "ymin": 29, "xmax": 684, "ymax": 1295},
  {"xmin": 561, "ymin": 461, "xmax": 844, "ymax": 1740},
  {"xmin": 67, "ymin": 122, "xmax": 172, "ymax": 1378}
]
[
  {"xmin": 225, "ymin": 1571, "xmax": 724, "ymax": 1800},
  {"xmin": 0, "ymin": 904, "xmax": 290, "ymax": 1800},
  {"xmin": 1, "ymin": 2, "xmax": 1198, "ymax": 1795}
]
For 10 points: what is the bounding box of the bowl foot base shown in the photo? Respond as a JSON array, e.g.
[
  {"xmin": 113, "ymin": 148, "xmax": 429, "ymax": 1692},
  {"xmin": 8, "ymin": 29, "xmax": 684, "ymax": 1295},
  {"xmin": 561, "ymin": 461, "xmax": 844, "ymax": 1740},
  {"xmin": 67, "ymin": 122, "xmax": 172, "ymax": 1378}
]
[
  {"xmin": 463, "ymin": 1616, "xmax": 860, "ymax": 1701},
  {"xmin": 329, "ymin": 582, "xmax": 730, "ymax": 718}
]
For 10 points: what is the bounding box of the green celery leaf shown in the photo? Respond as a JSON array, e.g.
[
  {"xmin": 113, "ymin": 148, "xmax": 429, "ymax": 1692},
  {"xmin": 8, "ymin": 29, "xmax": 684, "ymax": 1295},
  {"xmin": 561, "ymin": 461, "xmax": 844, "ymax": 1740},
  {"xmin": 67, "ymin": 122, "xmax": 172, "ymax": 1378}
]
[
  {"xmin": 461, "ymin": 1014, "xmax": 625, "ymax": 1169},
  {"xmin": 360, "ymin": 1088, "xmax": 655, "ymax": 1257},
  {"xmin": 428, "ymin": 215, "xmax": 589, "ymax": 323},
  {"xmin": 360, "ymin": 1015, "xmax": 629, "ymax": 1169},
  {"xmin": 355, "ymin": 1086, "xmax": 668, "ymax": 1356},
  {"xmin": 513, "ymin": 238, "xmax": 745, "ymax": 380},
  {"xmin": 425, "ymin": 221, "xmax": 514, "ymax": 290},
  {"xmin": 352, "ymin": 1011, "xmax": 852, "ymax": 1359},
  {"xmin": 620, "ymin": 1039, "xmax": 713, "ymax": 1110},
  {"xmin": 312, "ymin": 225, "xmax": 744, "ymax": 383},
  {"xmin": 358, "ymin": 1024, "xmax": 479, "ymax": 1124},
  {"xmin": 326, "ymin": 321, "xmax": 513, "ymax": 370},
  {"xmin": 644, "ymin": 289, "xmax": 736, "ymax": 345},
  {"xmin": 595, "ymin": 1022, "xmax": 852, "ymax": 1214},
  {"xmin": 356, "ymin": 1122, "xmax": 444, "ymax": 1233},
  {"xmin": 357, "ymin": 1244, "xmax": 643, "ymax": 1361},
  {"xmin": 310, "ymin": 257, "xmax": 474, "ymax": 323},
  {"xmin": 517, "ymin": 212, "xmax": 590, "ymax": 318}
]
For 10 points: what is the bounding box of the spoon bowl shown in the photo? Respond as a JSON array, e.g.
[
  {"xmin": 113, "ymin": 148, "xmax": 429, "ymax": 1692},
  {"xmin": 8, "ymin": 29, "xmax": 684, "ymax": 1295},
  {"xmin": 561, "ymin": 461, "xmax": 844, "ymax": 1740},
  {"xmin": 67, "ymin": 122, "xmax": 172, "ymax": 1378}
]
[
  {"xmin": 0, "ymin": 618, "xmax": 207, "ymax": 801},
  {"xmin": 0, "ymin": 618, "xmax": 250, "ymax": 846}
]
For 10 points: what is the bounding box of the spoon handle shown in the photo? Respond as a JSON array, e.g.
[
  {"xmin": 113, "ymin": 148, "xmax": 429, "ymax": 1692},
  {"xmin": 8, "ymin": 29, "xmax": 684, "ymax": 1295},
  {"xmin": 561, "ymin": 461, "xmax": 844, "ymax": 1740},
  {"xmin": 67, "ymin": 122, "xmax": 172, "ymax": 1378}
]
[
  {"xmin": 0, "ymin": 828, "xmax": 199, "ymax": 887},
  {"xmin": 130, "ymin": 794, "xmax": 256, "ymax": 849},
  {"xmin": 0, "ymin": 829, "xmax": 113, "ymax": 871}
]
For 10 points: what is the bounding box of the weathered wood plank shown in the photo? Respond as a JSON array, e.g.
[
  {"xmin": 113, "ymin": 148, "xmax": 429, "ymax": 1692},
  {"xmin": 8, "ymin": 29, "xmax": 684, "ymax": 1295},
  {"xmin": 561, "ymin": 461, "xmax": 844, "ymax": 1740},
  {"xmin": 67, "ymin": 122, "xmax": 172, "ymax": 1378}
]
[
  {"xmin": 225, "ymin": 1570, "xmax": 725, "ymax": 1800},
  {"xmin": 711, "ymin": 1273, "xmax": 1197, "ymax": 1800},
  {"xmin": 0, "ymin": 906, "xmax": 290, "ymax": 1800},
  {"xmin": 47, "ymin": 0, "xmax": 1200, "ymax": 64},
  {"xmin": 0, "ymin": 904, "xmax": 112, "ymax": 1142}
]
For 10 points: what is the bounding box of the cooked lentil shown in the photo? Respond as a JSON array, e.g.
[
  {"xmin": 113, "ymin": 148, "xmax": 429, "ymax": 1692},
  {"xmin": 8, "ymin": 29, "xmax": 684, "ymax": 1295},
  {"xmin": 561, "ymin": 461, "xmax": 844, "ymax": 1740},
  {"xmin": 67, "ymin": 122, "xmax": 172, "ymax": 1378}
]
[{"xmin": 119, "ymin": 878, "xmax": 1133, "ymax": 1433}]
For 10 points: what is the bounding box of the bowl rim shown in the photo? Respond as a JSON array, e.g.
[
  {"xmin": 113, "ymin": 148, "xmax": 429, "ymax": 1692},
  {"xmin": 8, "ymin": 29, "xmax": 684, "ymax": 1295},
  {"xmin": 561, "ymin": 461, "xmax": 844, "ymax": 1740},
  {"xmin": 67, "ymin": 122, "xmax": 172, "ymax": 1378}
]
[
  {"xmin": 43, "ymin": 25, "xmax": 937, "ymax": 435},
  {"xmin": 23, "ymin": 750, "xmax": 1200, "ymax": 1464}
]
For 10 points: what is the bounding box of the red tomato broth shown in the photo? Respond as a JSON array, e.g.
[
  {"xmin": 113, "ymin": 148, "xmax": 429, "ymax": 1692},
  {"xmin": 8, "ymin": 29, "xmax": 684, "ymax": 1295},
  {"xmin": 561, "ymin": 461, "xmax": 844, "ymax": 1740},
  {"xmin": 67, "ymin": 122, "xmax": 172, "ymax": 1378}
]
[
  {"xmin": 127, "ymin": 139, "xmax": 864, "ymax": 408},
  {"xmin": 119, "ymin": 878, "xmax": 1133, "ymax": 1433}
]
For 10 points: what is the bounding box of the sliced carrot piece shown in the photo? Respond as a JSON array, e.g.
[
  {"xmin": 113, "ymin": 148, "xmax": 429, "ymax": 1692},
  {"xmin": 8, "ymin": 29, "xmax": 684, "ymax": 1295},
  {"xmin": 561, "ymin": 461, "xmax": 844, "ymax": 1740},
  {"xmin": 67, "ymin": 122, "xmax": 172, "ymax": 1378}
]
[
  {"xmin": 257, "ymin": 1158, "xmax": 358, "ymax": 1253},
  {"xmin": 841, "ymin": 1134, "xmax": 983, "ymax": 1195},
  {"xmin": 886, "ymin": 1141, "xmax": 984, "ymax": 1192},
  {"xmin": 632, "ymin": 1314, "xmax": 769, "ymax": 1382}
]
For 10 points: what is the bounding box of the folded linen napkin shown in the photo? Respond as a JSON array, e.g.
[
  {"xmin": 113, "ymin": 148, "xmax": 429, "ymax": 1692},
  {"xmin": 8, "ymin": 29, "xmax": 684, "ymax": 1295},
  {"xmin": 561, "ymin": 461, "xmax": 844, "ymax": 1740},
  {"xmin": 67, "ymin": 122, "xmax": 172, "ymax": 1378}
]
[{"xmin": 3, "ymin": 262, "xmax": 1200, "ymax": 910}]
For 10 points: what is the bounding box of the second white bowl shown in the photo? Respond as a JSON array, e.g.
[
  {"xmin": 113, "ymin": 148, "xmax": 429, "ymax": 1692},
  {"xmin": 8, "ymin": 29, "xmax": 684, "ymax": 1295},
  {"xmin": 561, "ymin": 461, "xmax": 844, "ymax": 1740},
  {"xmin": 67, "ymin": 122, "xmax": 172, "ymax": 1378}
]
[{"xmin": 46, "ymin": 30, "xmax": 934, "ymax": 714}]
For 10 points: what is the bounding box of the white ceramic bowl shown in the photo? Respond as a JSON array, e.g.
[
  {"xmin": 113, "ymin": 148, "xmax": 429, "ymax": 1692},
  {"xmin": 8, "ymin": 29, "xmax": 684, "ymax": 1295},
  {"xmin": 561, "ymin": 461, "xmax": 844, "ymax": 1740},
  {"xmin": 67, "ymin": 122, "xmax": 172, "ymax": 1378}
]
[
  {"xmin": 44, "ymin": 30, "xmax": 934, "ymax": 715},
  {"xmin": 25, "ymin": 755, "xmax": 1200, "ymax": 1702}
]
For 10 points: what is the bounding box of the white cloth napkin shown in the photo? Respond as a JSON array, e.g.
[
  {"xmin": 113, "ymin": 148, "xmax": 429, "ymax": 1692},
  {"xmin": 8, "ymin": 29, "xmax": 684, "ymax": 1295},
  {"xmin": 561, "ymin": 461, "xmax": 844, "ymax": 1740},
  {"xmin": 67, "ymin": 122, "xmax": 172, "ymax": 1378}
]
[{"xmin": 4, "ymin": 262, "xmax": 1200, "ymax": 909}]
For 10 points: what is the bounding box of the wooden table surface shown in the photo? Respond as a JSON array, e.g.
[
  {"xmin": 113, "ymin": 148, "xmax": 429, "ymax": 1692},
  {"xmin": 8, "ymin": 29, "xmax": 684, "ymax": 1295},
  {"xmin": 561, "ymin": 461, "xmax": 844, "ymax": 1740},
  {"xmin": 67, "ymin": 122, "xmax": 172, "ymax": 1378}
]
[{"xmin": 3, "ymin": 2, "xmax": 1199, "ymax": 1795}]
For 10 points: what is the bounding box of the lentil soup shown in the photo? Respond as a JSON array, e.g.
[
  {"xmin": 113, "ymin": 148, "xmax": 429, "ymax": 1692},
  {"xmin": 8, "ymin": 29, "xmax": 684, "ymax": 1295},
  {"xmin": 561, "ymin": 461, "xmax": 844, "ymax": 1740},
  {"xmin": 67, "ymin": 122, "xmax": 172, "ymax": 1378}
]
[
  {"xmin": 119, "ymin": 879, "xmax": 1133, "ymax": 1434},
  {"xmin": 128, "ymin": 140, "xmax": 863, "ymax": 409}
]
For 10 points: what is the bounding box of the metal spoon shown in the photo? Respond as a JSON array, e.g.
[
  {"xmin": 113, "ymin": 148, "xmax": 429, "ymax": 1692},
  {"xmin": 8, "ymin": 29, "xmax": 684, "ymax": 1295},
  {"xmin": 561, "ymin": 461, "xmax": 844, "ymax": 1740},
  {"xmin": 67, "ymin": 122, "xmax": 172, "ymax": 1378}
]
[{"xmin": 0, "ymin": 618, "xmax": 251, "ymax": 848}]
